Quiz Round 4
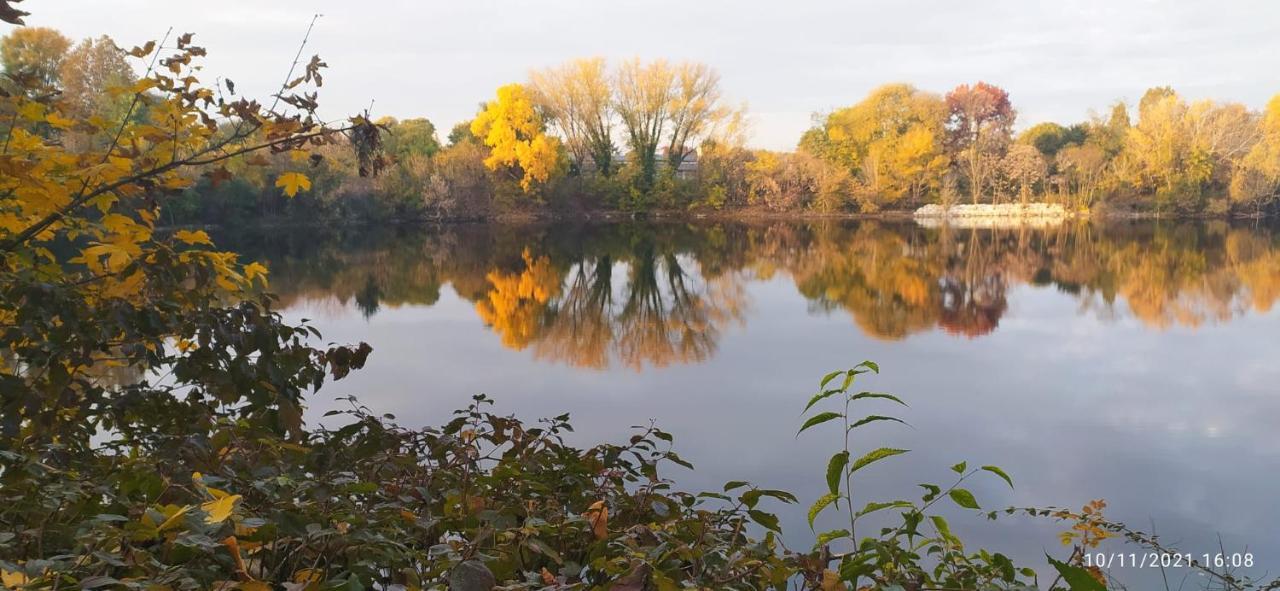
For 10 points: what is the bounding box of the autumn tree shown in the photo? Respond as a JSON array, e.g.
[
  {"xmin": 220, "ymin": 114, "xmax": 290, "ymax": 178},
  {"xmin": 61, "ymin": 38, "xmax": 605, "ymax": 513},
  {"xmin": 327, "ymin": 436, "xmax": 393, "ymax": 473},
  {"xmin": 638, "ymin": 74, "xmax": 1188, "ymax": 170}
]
[
  {"xmin": 614, "ymin": 58, "xmax": 674, "ymax": 187},
  {"xmin": 613, "ymin": 58, "xmax": 728, "ymax": 188},
  {"xmin": 471, "ymin": 83, "xmax": 562, "ymax": 192},
  {"xmin": 944, "ymin": 82, "xmax": 1015, "ymax": 203},
  {"xmin": 1057, "ymin": 143, "xmax": 1108, "ymax": 208},
  {"xmin": 1231, "ymin": 94, "xmax": 1280, "ymax": 214},
  {"xmin": 807, "ymin": 83, "xmax": 949, "ymax": 208},
  {"xmin": 998, "ymin": 143, "xmax": 1047, "ymax": 204},
  {"xmin": 529, "ymin": 57, "xmax": 616, "ymax": 175},
  {"xmin": 56, "ymin": 35, "xmax": 136, "ymax": 148},
  {"xmin": 0, "ymin": 26, "xmax": 70, "ymax": 91},
  {"xmin": 1124, "ymin": 88, "xmax": 1261, "ymax": 210}
]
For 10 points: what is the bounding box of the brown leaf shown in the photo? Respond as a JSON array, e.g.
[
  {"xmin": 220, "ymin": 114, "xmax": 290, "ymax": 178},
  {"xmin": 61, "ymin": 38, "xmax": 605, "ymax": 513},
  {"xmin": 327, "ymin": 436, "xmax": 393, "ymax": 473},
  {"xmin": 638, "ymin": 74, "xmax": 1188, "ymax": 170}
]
[
  {"xmin": 0, "ymin": 0, "xmax": 29, "ymax": 25},
  {"xmin": 540, "ymin": 567, "xmax": 556, "ymax": 585}
]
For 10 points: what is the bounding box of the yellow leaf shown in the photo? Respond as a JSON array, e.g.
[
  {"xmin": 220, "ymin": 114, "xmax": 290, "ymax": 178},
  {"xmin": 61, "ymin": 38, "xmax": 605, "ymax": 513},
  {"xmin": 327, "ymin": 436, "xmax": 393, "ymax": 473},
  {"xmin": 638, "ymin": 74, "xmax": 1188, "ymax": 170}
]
[
  {"xmin": 157, "ymin": 504, "xmax": 194, "ymax": 532},
  {"xmin": 174, "ymin": 229, "xmax": 212, "ymax": 245},
  {"xmin": 239, "ymin": 583, "xmax": 271, "ymax": 591},
  {"xmin": 46, "ymin": 112, "xmax": 76, "ymax": 130},
  {"xmin": 1, "ymin": 569, "xmax": 28, "ymax": 587},
  {"xmin": 584, "ymin": 500, "xmax": 608, "ymax": 540},
  {"xmin": 17, "ymin": 101, "xmax": 44, "ymax": 121},
  {"xmin": 275, "ymin": 172, "xmax": 311, "ymax": 198},
  {"xmin": 201, "ymin": 494, "xmax": 241, "ymax": 524},
  {"xmin": 243, "ymin": 261, "xmax": 269, "ymax": 287}
]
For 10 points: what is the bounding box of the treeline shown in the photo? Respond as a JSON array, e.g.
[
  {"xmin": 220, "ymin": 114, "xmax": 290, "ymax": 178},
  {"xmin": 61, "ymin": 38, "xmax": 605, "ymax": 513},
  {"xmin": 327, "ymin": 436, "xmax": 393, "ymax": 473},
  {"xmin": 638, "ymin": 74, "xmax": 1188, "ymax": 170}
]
[{"xmin": 5, "ymin": 29, "xmax": 1280, "ymax": 221}]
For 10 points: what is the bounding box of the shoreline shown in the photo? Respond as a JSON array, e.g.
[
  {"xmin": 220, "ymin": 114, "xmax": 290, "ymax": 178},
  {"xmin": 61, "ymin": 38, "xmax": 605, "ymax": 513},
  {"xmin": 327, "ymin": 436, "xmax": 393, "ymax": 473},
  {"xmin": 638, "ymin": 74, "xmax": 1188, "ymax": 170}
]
[{"xmin": 163, "ymin": 206, "xmax": 1279, "ymax": 232}]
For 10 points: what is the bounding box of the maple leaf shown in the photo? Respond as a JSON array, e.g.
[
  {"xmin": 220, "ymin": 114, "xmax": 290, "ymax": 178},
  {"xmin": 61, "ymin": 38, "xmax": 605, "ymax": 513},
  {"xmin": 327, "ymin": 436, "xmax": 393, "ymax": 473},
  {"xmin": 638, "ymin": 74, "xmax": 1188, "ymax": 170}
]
[{"xmin": 275, "ymin": 172, "xmax": 312, "ymax": 197}]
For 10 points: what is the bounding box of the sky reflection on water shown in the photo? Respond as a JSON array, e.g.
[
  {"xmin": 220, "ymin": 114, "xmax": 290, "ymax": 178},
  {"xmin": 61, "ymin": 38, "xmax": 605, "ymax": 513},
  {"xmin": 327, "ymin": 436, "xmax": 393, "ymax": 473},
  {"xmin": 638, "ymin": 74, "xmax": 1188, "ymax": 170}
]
[{"xmin": 221, "ymin": 219, "xmax": 1280, "ymax": 583}]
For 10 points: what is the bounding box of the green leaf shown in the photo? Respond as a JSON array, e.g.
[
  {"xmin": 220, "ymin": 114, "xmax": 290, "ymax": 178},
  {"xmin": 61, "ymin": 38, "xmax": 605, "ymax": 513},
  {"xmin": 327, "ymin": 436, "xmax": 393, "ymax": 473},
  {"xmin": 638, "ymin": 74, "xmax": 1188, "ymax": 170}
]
[
  {"xmin": 981, "ymin": 465, "xmax": 1014, "ymax": 489},
  {"xmin": 797, "ymin": 411, "xmax": 842, "ymax": 436},
  {"xmin": 739, "ymin": 488, "xmax": 795, "ymax": 508},
  {"xmin": 918, "ymin": 483, "xmax": 941, "ymax": 502},
  {"xmin": 1047, "ymin": 555, "xmax": 1107, "ymax": 591},
  {"xmin": 826, "ymin": 451, "xmax": 849, "ymax": 495},
  {"xmin": 848, "ymin": 415, "xmax": 908, "ymax": 431},
  {"xmin": 855, "ymin": 500, "xmax": 912, "ymax": 517},
  {"xmin": 723, "ymin": 480, "xmax": 750, "ymax": 492},
  {"xmin": 803, "ymin": 388, "xmax": 843, "ymax": 413},
  {"xmin": 948, "ymin": 488, "xmax": 980, "ymax": 509},
  {"xmin": 849, "ymin": 447, "xmax": 909, "ymax": 473},
  {"xmin": 930, "ymin": 515, "xmax": 960, "ymax": 546},
  {"xmin": 819, "ymin": 370, "xmax": 843, "ymax": 389},
  {"xmin": 849, "ymin": 391, "xmax": 908, "ymax": 407},
  {"xmin": 748, "ymin": 509, "xmax": 781, "ymax": 532},
  {"xmin": 950, "ymin": 461, "xmax": 967, "ymax": 474},
  {"xmin": 816, "ymin": 528, "xmax": 850, "ymax": 545},
  {"xmin": 808, "ymin": 493, "xmax": 839, "ymax": 530},
  {"xmin": 856, "ymin": 360, "xmax": 880, "ymax": 374}
]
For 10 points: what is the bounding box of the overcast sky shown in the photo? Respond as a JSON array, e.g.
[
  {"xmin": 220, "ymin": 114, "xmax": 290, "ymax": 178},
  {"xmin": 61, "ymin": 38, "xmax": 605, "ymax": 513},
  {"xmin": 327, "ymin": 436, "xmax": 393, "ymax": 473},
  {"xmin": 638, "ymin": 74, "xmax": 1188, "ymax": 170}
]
[{"xmin": 17, "ymin": 0, "xmax": 1280, "ymax": 150}]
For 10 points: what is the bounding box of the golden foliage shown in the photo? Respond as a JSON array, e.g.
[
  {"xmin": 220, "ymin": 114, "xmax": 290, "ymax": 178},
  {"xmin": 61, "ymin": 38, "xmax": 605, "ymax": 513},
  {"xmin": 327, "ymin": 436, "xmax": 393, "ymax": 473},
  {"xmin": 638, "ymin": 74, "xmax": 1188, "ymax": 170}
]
[{"xmin": 470, "ymin": 83, "xmax": 562, "ymax": 192}]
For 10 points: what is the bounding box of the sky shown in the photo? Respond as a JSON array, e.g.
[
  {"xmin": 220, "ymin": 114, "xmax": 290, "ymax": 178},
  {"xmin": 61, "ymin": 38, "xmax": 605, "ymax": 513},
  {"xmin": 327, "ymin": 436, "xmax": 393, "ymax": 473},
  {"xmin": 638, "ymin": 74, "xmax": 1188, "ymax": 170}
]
[{"xmin": 16, "ymin": 0, "xmax": 1280, "ymax": 150}]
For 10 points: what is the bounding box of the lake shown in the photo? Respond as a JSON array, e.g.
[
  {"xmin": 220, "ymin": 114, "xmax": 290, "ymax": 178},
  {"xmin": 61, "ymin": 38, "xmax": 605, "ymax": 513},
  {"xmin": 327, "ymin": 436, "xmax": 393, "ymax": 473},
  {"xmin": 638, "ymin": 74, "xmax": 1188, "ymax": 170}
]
[{"xmin": 218, "ymin": 218, "xmax": 1280, "ymax": 584}]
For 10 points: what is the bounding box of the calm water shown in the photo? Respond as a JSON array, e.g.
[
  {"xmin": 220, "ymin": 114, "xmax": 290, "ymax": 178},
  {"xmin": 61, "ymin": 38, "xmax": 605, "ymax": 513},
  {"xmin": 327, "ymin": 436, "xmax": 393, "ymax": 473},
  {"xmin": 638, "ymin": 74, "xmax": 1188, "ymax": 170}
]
[{"xmin": 221, "ymin": 219, "xmax": 1280, "ymax": 582}]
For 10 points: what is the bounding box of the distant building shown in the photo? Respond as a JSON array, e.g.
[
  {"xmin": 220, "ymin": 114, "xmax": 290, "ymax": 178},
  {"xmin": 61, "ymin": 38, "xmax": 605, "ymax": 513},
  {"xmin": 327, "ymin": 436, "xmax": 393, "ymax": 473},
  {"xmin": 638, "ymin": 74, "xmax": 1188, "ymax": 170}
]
[{"xmin": 608, "ymin": 147, "xmax": 699, "ymax": 179}]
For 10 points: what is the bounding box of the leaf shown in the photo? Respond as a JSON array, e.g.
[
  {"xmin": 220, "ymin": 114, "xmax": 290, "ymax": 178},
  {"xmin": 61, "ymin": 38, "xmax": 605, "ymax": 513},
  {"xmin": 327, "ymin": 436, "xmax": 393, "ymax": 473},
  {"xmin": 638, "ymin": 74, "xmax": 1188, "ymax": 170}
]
[
  {"xmin": 275, "ymin": 172, "xmax": 312, "ymax": 197},
  {"xmin": 815, "ymin": 528, "xmax": 849, "ymax": 545},
  {"xmin": 826, "ymin": 451, "xmax": 848, "ymax": 495},
  {"xmin": 157, "ymin": 505, "xmax": 194, "ymax": 532},
  {"xmin": 948, "ymin": 488, "xmax": 980, "ymax": 510},
  {"xmin": 243, "ymin": 261, "xmax": 269, "ymax": 286},
  {"xmin": 848, "ymin": 415, "xmax": 907, "ymax": 430},
  {"xmin": 584, "ymin": 500, "xmax": 608, "ymax": 540},
  {"xmin": 856, "ymin": 500, "xmax": 913, "ymax": 517},
  {"xmin": 174, "ymin": 229, "xmax": 213, "ymax": 246},
  {"xmin": 1047, "ymin": 555, "xmax": 1108, "ymax": 591},
  {"xmin": 849, "ymin": 391, "xmax": 908, "ymax": 406},
  {"xmin": 797, "ymin": 411, "xmax": 842, "ymax": 435},
  {"xmin": 723, "ymin": 480, "xmax": 750, "ymax": 492},
  {"xmin": 803, "ymin": 388, "xmax": 843, "ymax": 413},
  {"xmin": 982, "ymin": 465, "xmax": 1014, "ymax": 489},
  {"xmin": 849, "ymin": 447, "xmax": 909, "ymax": 473},
  {"xmin": 951, "ymin": 461, "xmax": 967, "ymax": 474},
  {"xmin": 201, "ymin": 494, "xmax": 241, "ymax": 524},
  {"xmin": 46, "ymin": 112, "xmax": 76, "ymax": 130},
  {"xmin": 856, "ymin": 360, "xmax": 880, "ymax": 373},
  {"xmin": 808, "ymin": 493, "xmax": 839, "ymax": 530},
  {"xmin": 819, "ymin": 370, "xmax": 843, "ymax": 389},
  {"xmin": 930, "ymin": 515, "xmax": 960, "ymax": 546},
  {"xmin": 1, "ymin": 570, "xmax": 28, "ymax": 587},
  {"xmin": 748, "ymin": 509, "xmax": 780, "ymax": 532}
]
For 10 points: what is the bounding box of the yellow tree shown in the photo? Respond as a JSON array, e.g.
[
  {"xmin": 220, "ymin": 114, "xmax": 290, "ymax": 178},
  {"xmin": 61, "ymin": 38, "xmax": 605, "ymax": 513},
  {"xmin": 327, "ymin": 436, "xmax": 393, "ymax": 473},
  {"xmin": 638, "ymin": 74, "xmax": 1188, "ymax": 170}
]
[
  {"xmin": 470, "ymin": 83, "xmax": 562, "ymax": 192},
  {"xmin": 810, "ymin": 83, "xmax": 948, "ymax": 207},
  {"xmin": 529, "ymin": 57, "xmax": 615, "ymax": 175},
  {"xmin": 0, "ymin": 26, "xmax": 70, "ymax": 91},
  {"xmin": 1232, "ymin": 94, "xmax": 1280, "ymax": 213}
]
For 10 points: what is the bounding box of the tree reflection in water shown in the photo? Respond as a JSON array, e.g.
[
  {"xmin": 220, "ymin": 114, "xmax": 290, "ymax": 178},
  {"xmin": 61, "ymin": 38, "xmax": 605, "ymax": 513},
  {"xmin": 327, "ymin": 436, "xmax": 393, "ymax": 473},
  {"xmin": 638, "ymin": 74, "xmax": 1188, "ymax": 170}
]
[{"xmin": 218, "ymin": 219, "xmax": 1280, "ymax": 368}]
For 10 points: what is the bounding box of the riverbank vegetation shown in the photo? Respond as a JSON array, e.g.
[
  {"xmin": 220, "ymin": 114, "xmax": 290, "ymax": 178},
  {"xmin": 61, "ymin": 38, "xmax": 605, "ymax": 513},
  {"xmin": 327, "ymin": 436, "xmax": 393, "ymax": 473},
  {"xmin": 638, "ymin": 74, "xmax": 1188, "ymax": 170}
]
[
  {"xmin": 6, "ymin": 28, "xmax": 1279, "ymax": 224},
  {"xmin": 1, "ymin": 8, "xmax": 1277, "ymax": 588}
]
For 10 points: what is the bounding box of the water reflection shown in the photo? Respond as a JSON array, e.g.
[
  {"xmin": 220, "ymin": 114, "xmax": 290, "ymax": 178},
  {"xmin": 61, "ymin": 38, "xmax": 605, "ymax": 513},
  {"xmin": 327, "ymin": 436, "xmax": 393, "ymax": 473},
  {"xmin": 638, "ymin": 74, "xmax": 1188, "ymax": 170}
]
[{"xmin": 222, "ymin": 220, "xmax": 1280, "ymax": 368}]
